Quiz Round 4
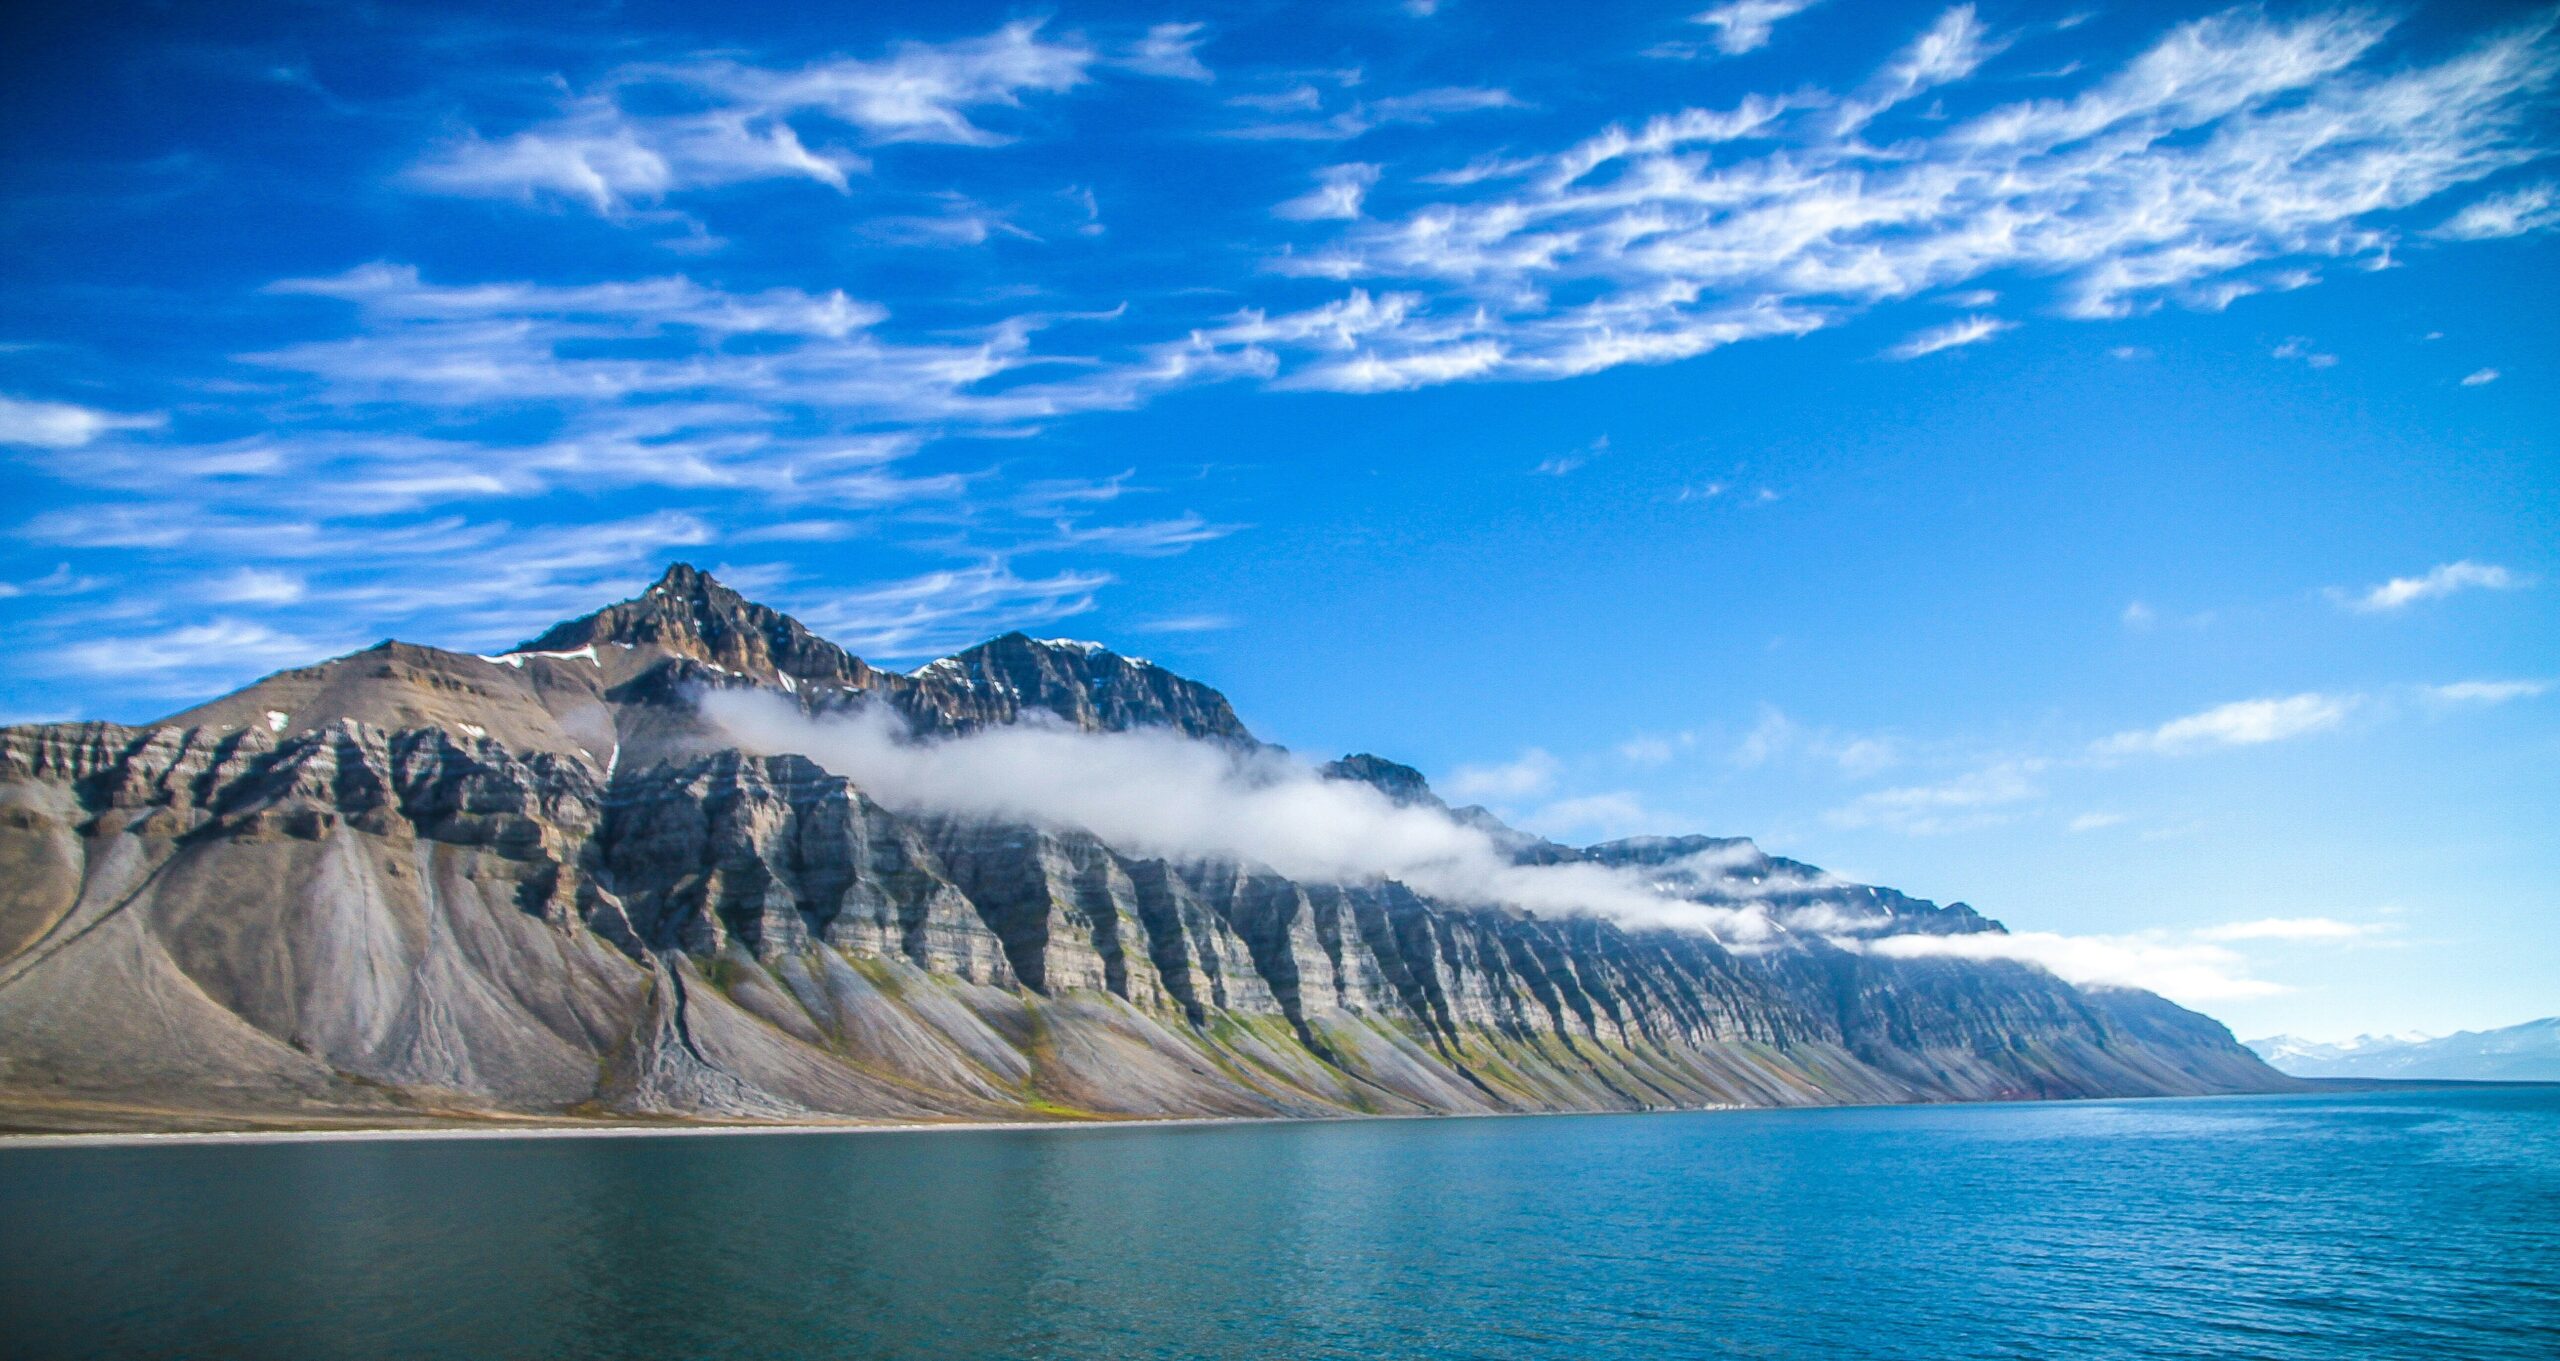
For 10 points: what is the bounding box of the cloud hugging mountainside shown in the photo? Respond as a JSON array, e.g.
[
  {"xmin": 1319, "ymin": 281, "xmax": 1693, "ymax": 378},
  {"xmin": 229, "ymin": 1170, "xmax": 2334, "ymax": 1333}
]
[{"xmin": 0, "ymin": 566, "xmax": 2287, "ymax": 1132}]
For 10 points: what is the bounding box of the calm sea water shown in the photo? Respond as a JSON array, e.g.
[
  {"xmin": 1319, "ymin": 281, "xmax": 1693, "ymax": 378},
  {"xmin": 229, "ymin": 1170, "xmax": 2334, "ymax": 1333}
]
[{"xmin": 2, "ymin": 1087, "xmax": 2554, "ymax": 1360}]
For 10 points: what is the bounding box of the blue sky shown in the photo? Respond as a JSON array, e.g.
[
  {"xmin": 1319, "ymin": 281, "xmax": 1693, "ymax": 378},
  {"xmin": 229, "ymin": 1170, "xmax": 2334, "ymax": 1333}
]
[{"xmin": 2, "ymin": 0, "xmax": 2553, "ymax": 1039}]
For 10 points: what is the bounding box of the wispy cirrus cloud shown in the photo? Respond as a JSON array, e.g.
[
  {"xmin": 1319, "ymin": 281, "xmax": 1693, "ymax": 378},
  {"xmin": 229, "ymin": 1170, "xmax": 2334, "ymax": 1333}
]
[
  {"xmin": 1443, "ymin": 747, "xmax": 1561, "ymax": 801},
  {"xmin": 1274, "ymin": 162, "xmax": 1381, "ymax": 220},
  {"xmin": 1827, "ymin": 760, "xmax": 2044, "ymax": 835},
  {"xmin": 1732, "ymin": 705, "xmax": 1900, "ymax": 777},
  {"xmin": 408, "ymin": 22, "xmax": 1117, "ymax": 213},
  {"xmin": 1246, "ymin": 7, "xmax": 2558, "ymax": 393},
  {"xmin": 54, "ymin": 618, "xmax": 347, "ymax": 683},
  {"xmin": 11, "ymin": 2, "xmax": 2556, "ymax": 714},
  {"xmin": 0, "ymin": 564, "xmax": 104, "ymax": 600},
  {"xmin": 1830, "ymin": 5, "xmax": 2004, "ymax": 136},
  {"xmin": 2095, "ymin": 693, "xmax": 2356, "ymax": 757},
  {"xmin": 2196, "ymin": 916, "xmax": 2389, "ymax": 942},
  {"xmin": 1223, "ymin": 85, "xmax": 1521, "ymax": 142},
  {"xmin": 2431, "ymin": 181, "xmax": 2560, "ymax": 240},
  {"xmin": 1885, "ymin": 314, "xmax": 2012, "ymax": 360},
  {"xmin": 788, "ymin": 560, "xmax": 1114, "ymax": 660},
  {"xmin": 1118, "ymin": 23, "xmax": 1214, "ymax": 83},
  {"xmin": 1688, "ymin": 0, "xmax": 1825, "ymax": 58},
  {"xmin": 2421, "ymin": 678, "xmax": 2549, "ymax": 706},
  {"xmin": 2336, "ymin": 560, "xmax": 2530, "ymax": 612}
]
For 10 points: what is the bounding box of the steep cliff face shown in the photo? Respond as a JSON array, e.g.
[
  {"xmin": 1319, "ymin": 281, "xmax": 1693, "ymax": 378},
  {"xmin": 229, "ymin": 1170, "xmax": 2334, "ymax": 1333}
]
[{"xmin": 0, "ymin": 567, "xmax": 2289, "ymax": 1131}]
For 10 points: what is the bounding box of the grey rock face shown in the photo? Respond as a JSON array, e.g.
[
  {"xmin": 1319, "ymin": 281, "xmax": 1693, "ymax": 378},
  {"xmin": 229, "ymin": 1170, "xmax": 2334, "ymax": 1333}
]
[
  {"xmin": 0, "ymin": 569, "xmax": 2291, "ymax": 1131},
  {"xmin": 895, "ymin": 633, "xmax": 1254, "ymax": 741}
]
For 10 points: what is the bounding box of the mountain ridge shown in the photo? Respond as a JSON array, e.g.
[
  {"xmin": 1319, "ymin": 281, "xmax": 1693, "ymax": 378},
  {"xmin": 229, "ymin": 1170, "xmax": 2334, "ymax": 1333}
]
[
  {"xmin": 0, "ymin": 565, "xmax": 2291, "ymax": 1132},
  {"xmin": 2248, "ymin": 1019, "xmax": 2560, "ymax": 1081}
]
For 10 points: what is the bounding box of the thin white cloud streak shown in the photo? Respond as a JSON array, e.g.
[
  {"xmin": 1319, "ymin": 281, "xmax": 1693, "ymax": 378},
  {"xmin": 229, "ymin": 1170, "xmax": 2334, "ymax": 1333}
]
[
  {"xmin": 251, "ymin": 263, "xmax": 1265, "ymax": 431},
  {"xmin": 1885, "ymin": 314, "xmax": 2012, "ymax": 359},
  {"xmin": 1274, "ymin": 163, "xmax": 1381, "ymax": 221},
  {"xmin": 2422, "ymin": 678, "xmax": 2549, "ymax": 705},
  {"xmin": 1528, "ymin": 791, "xmax": 1653, "ymax": 835},
  {"xmin": 1730, "ymin": 706, "xmax": 1899, "ymax": 777},
  {"xmin": 2273, "ymin": 336, "xmax": 2339, "ymax": 368},
  {"xmin": 53, "ymin": 618, "xmax": 345, "ymax": 680},
  {"xmin": 2196, "ymin": 916, "xmax": 2386, "ymax": 942},
  {"xmin": 2095, "ymin": 693, "xmax": 2354, "ymax": 756},
  {"xmin": 1120, "ymin": 23, "xmax": 1214, "ymax": 83},
  {"xmin": 17, "ymin": 260, "xmax": 1261, "ymax": 598},
  {"xmin": 1691, "ymin": 0, "xmax": 1825, "ymax": 57},
  {"xmin": 1138, "ymin": 613, "xmax": 1236, "ymax": 634},
  {"xmin": 2460, "ymin": 367, "xmax": 2500, "ymax": 386},
  {"xmin": 788, "ymin": 560, "xmax": 1115, "ymax": 660},
  {"xmin": 1828, "ymin": 760, "xmax": 2043, "ymax": 834},
  {"xmin": 16, "ymin": 508, "xmax": 730, "ymax": 665},
  {"xmin": 1029, "ymin": 513, "xmax": 1242, "ymax": 558},
  {"xmin": 1443, "ymin": 748, "xmax": 1560, "ymax": 800},
  {"xmin": 1223, "ymin": 86, "xmax": 1521, "ymax": 142},
  {"xmin": 0, "ymin": 394, "xmax": 164, "ymax": 448},
  {"xmin": 0, "ymin": 564, "xmax": 102, "ymax": 600},
  {"xmin": 2431, "ymin": 181, "xmax": 2560, "ymax": 239},
  {"xmin": 199, "ymin": 568, "xmax": 308, "ymax": 605},
  {"xmin": 701, "ymin": 693, "xmax": 1772, "ymax": 939},
  {"xmin": 1831, "ymin": 5, "xmax": 2004, "ymax": 136},
  {"xmin": 2341, "ymin": 560, "xmax": 2528, "ymax": 612},
  {"xmin": 409, "ymin": 22, "xmax": 1108, "ymax": 212}
]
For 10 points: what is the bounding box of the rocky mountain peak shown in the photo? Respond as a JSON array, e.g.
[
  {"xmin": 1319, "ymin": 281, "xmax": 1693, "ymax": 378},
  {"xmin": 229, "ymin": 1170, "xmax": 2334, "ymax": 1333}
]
[
  {"xmin": 517, "ymin": 563, "xmax": 876, "ymax": 688},
  {"xmin": 1321, "ymin": 754, "xmax": 1442, "ymax": 807},
  {"xmin": 905, "ymin": 631, "xmax": 1255, "ymax": 743}
]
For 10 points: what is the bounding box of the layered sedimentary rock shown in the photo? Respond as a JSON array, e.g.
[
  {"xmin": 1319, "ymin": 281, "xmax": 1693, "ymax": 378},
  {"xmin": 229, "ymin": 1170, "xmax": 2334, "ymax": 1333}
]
[{"xmin": 0, "ymin": 566, "xmax": 2289, "ymax": 1131}]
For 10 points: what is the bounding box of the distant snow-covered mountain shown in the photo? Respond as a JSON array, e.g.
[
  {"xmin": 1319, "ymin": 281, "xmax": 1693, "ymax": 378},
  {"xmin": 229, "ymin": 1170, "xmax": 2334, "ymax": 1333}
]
[{"xmin": 2247, "ymin": 1019, "xmax": 2560, "ymax": 1081}]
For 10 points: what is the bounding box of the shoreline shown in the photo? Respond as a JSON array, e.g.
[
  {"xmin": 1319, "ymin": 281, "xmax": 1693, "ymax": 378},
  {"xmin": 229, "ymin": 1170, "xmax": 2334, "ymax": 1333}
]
[
  {"xmin": 0, "ymin": 1103, "xmax": 1724, "ymax": 1151},
  {"xmin": 15, "ymin": 1084, "xmax": 2506, "ymax": 1151},
  {"xmin": 0, "ymin": 1112, "xmax": 1305, "ymax": 1151}
]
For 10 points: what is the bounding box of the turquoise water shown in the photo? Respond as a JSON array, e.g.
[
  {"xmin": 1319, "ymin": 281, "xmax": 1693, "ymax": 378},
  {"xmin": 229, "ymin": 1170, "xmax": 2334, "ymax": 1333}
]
[{"xmin": 2, "ymin": 1088, "xmax": 2554, "ymax": 1359}]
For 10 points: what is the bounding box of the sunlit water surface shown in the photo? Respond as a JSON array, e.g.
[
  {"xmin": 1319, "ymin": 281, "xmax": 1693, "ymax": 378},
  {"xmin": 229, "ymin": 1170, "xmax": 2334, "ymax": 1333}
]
[{"xmin": 2, "ymin": 1087, "xmax": 2554, "ymax": 1359}]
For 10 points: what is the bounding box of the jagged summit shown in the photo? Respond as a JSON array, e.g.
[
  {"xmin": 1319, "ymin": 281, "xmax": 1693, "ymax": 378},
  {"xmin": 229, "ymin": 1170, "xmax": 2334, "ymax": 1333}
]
[
  {"xmin": 1321, "ymin": 754, "xmax": 1441, "ymax": 806},
  {"xmin": 145, "ymin": 565, "xmax": 1260, "ymax": 761},
  {"xmin": 518, "ymin": 563, "xmax": 881, "ymax": 689},
  {"xmin": 905, "ymin": 629, "xmax": 1254, "ymax": 744},
  {"xmin": 520, "ymin": 566, "xmax": 1251, "ymax": 742}
]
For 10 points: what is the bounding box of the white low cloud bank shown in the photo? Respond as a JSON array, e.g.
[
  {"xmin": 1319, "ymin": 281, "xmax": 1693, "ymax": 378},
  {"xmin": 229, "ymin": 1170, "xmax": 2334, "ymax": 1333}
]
[
  {"xmin": 702, "ymin": 691, "xmax": 1771, "ymax": 940},
  {"xmin": 701, "ymin": 690, "xmax": 2295, "ymax": 1006},
  {"xmin": 1855, "ymin": 930, "xmax": 2286, "ymax": 1002}
]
